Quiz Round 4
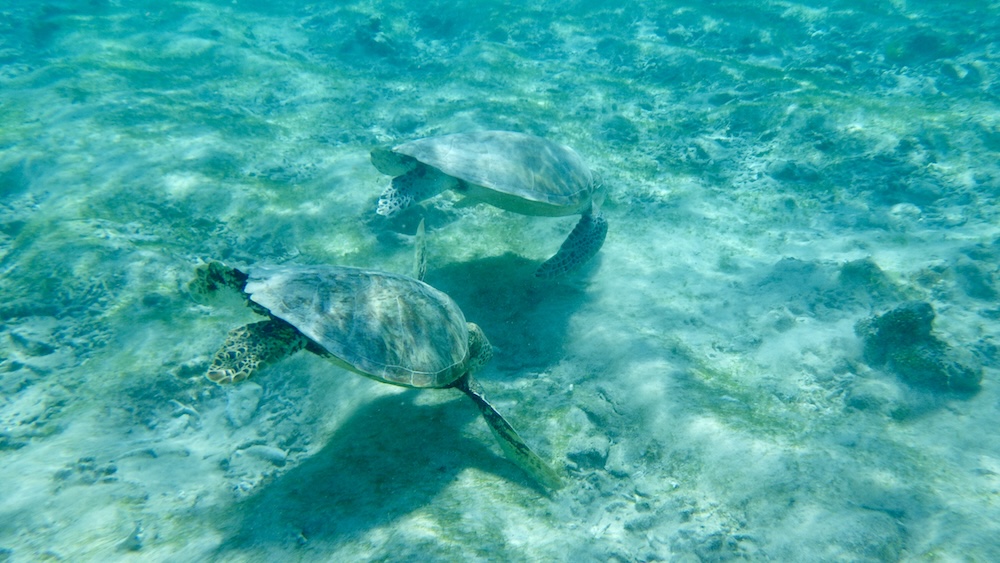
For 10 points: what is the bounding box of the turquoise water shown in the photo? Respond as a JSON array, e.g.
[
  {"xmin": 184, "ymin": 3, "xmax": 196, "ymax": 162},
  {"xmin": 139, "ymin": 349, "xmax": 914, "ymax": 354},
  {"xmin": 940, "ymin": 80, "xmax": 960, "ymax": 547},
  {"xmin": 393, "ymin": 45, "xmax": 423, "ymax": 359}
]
[{"xmin": 2, "ymin": 0, "xmax": 999, "ymax": 560}]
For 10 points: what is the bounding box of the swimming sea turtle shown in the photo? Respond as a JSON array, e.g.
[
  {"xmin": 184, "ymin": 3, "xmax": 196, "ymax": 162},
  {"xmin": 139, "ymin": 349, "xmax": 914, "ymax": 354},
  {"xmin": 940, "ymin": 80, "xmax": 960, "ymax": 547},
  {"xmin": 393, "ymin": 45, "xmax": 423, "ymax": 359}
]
[
  {"xmin": 189, "ymin": 260, "xmax": 563, "ymax": 490},
  {"xmin": 371, "ymin": 131, "xmax": 608, "ymax": 278}
]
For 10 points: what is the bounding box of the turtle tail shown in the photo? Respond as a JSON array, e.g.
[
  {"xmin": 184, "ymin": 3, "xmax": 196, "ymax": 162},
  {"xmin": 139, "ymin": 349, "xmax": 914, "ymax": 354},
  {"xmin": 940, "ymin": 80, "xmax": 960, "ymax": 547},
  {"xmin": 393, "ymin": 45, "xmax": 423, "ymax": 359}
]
[{"xmin": 535, "ymin": 213, "xmax": 608, "ymax": 278}]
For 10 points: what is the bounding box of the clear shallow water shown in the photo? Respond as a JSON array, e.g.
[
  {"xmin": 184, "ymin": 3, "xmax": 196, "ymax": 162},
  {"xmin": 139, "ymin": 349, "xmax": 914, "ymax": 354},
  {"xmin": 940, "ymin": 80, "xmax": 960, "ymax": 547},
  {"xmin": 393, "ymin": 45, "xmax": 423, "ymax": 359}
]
[{"xmin": 1, "ymin": 0, "xmax": 999, "ymax": 560}]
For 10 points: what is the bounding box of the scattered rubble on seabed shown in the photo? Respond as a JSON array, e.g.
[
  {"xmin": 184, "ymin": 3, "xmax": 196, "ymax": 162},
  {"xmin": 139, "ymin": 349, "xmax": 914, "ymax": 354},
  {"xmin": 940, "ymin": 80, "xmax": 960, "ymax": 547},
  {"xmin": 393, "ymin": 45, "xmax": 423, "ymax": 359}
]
[{"xmin": 1, "ymin": 1, "xmax": 999, "ymax": 561}]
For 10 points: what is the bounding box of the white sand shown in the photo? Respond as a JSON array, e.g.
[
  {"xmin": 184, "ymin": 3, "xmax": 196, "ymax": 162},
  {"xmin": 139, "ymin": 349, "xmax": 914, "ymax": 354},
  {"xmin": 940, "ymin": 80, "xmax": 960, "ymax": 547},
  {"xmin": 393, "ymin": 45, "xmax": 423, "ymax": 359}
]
[{"xmin": 1, "ymin": 1, "xmax": 998, "ymax": 561}]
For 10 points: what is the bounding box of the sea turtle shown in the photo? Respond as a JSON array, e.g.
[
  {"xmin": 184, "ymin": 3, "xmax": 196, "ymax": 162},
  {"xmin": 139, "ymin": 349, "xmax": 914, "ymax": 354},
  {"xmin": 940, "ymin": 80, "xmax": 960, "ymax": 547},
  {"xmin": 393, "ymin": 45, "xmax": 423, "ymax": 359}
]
[
  {"xmin": 371, "ymin": 130, "xmax": 608, "ymax": 278},
  {"xmin": 189, "ymin": 260, "xmax": 563, "ymax": 490}
]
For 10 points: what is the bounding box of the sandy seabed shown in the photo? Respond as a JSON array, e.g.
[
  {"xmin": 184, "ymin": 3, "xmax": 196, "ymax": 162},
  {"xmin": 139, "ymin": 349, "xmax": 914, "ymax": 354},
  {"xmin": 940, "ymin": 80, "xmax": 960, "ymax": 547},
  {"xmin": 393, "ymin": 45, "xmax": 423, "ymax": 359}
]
[{"xmin": 2, "ymin": 1, "xmax": 999, "ymax": 561}]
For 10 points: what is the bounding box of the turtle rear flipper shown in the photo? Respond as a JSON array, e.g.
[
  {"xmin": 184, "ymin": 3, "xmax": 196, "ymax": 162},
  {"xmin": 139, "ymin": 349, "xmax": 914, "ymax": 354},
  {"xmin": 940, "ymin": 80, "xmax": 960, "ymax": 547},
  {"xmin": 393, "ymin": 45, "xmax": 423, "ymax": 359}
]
[
  {"xmin": 207, "ymin": 320, "xmax": 308, "ymax": 384},
  {"xmin": 458, "ymin": 376, "xmax": 564, "ymax": 491},
  {"xmin": 535, "ymin": 212, "xmax": 608, "ymax": 278}
]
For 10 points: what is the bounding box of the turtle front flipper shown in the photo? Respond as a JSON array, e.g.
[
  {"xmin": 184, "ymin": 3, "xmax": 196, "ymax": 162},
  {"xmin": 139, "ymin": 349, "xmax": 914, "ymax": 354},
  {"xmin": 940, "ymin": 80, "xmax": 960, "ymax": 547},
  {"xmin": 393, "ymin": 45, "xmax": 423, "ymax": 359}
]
[
  {"xmin": 458, "ymin": 375, "xmax": 564, "ymax": 491},
  {"xmin": 207, "ymin": 319, "xmax": 308, "ymax": 384},
  {"xmin": 377, "ymin": 165, "xmax": 459, "ymax": 217},
  {"xmin": 535, "ymin": 212, "xmax": 608, "ymax": 278},
  {"xmin": 413, "ymin": 218, "xmax": 427, "ymax": 281}
]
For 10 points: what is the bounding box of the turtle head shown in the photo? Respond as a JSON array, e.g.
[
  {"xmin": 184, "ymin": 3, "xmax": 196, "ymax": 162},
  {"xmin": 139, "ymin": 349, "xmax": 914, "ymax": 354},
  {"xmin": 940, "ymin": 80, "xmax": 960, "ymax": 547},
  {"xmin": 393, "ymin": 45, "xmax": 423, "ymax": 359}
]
[
  {"xmin": 371, "ymin": 146, "xmax": 417, "ymax": 176},
  {"xmin": 188, "ymin": 261, "xmax": 248, "ymax": 302},
  {"xmin": 466, "ymin": 322, "xmax": 493, "ymax": 374}
]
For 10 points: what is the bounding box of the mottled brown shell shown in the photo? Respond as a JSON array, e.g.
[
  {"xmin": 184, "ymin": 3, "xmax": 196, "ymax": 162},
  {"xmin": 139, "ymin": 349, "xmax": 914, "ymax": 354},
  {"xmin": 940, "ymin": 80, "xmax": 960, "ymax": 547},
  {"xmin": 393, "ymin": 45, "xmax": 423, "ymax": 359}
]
[
  {"xmin": 393, "ymin": 131, "xmax": 594, "ymax": 211},
  {"xmin": 245, "ymin": 265, "xmax": 469, "ymax": 388}
]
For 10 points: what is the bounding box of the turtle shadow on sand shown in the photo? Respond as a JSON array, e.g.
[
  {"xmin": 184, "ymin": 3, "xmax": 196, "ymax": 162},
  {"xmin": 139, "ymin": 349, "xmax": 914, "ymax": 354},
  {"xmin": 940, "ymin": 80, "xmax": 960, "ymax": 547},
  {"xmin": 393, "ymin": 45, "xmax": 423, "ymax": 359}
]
[
  {"xmin": 425, "ymin": 252, "xmax": 593, "ymax": 372},
  {"xmin": 214, "ymin": 391, "xmax": 530, "ymax": 553}
]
